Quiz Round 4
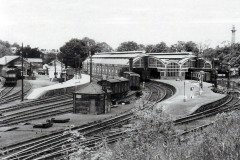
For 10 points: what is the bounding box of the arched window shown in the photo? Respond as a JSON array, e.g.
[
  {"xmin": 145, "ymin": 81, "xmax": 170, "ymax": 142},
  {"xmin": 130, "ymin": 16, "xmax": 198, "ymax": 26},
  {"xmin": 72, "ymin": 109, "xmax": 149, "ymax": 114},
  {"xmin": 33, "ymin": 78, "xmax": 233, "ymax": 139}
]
[
  {"xmin": 204, "ymin": 62, "xmax": 212, "ymax": 68},
  {"xmin": 148, "ymin": 57, "xmax": 165, "ymax": 68},
  {"xmin": 133, "ymin": 58, "xmax": 143, "ymax": 68},
  {"xmin": 182, "ymin": 61, "xmax": 190, "ymax": 68},
  {"xmin": 166, "ymin": 62, "xmax": 180, "ymax": 77}
]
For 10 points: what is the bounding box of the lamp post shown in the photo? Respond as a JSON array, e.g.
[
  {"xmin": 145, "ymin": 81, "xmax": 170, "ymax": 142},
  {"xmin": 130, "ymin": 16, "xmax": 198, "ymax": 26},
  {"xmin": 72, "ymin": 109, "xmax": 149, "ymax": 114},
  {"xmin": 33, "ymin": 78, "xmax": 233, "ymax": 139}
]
[
  {"xmin": 227, "ymin": 63, "xmax": 231, "ymax": 90},
  {"xmin": 21, "ymin": 43, "xmax": 24, "ymax": 101},
  {"xmin": 198, "ymin": 70, "xmax": 204, "ymax": 95},
  {"xmin": 184, "ymin": 81, "xmax": 186, "ymax": 102},
  {"xmin": 200, "ymin": 70, "xmax": 204, "ymax": 89}
]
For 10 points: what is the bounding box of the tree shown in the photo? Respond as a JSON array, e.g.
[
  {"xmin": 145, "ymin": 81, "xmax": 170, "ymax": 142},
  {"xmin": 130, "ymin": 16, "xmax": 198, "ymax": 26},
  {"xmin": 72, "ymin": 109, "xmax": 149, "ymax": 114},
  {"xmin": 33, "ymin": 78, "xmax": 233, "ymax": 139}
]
[
  {"xmin": 145, "ymin": 44, "xmax": 155, "ymax": 53},
  {"xmin": 184, "ymin": 41, "xmax": 199, "ymax": 53},
  {"xmin": 60, "ymin": 38, "xmax": 88, "ymax": 68},
  {"xmin": 43, "ymin": 52, "xmax": 57, "ymax": 64},
  {"xmin": 0, "ymin": 44, "xmax": 12, "ymax": 57},
  {"xmin": 15, "ymin": 46, "xmax": 42, "ymax": 58},
  {"xmin": 93, "ymin": 42, "xmax": 113, "ymax": 53},
  {"xmin": 116, "ymin": 41, "xmax": 140, "ymax": 51},
  {"xmin": 138, "ymin": 44, "xmax": 145, "ymax": 51},
  {"xmin": 145, "ymin": 42, "xmax": 168, "ymax": 53},
  {"xmin": 11, "ymin": 43, "xmax": 20, "ymax": 49},
  {"xmin": 154, "ymin": 42, "xmax": 168, "ymax": 53},
  {"xmin": 202, "ymin": 48, "xmax": 216, "ymax": 60},
  {"xmin": 0, "ymin": 40, "xmax": 10, "ymax": 48},
  {"xmin": 82, "ymin": 37, "xmax": 96, "ymax": 55}
]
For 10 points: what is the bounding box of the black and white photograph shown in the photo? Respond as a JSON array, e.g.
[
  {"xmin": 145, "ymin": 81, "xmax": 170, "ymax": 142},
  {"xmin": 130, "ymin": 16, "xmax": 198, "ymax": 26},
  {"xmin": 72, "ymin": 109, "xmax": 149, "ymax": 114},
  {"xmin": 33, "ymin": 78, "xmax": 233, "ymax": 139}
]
[{"xmin": 0, "ymin": 0, "xmax": 240, "ymax": 159}]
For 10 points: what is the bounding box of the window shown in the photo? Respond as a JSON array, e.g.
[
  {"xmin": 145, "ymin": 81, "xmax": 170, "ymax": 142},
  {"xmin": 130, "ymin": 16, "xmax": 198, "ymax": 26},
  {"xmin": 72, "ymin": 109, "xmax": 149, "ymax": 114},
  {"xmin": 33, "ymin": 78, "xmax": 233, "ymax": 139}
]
[
  {"xmin": 204, "ymin": 62, "xmax": 211, "ymax": 68},
  {"xmin": 133, "ymin": 58, "xmax": 143, "ymax": 68},
  {"xmin": 161, "ymin": 72, "xmax": 165, "ymax": 76},
  {"xmin": 166, "ymin": 63, "xmax": 180, "ymax": 77},
  {"xmin": 148, "ymin": 57, "xmax": 165, "ymax": 68},
  {"xmin": 182, "ymin": 61, "xmax": 190, "ymax": 68}
]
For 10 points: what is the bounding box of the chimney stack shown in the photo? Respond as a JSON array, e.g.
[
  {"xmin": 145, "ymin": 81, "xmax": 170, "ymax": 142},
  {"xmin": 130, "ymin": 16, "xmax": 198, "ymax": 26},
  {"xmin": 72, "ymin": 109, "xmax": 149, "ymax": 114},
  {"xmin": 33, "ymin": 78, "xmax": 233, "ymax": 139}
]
[
  {"xmin": 231, "ymin": 25, "xmax": 236, "ymax": 45},
  {"xmin": 129, "ymin": 58, "xmax": 133, "ymax": 72}
]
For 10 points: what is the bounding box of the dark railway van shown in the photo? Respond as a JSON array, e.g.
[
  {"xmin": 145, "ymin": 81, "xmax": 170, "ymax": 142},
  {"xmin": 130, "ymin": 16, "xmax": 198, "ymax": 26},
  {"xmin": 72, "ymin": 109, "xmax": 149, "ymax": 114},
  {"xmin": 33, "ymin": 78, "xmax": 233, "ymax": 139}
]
[
  {"xmin": 123, "ymin": 71, "xmax": 140, "ymax": 90},
  {"xmin": 98, "ymin": 77, "xmax": 129, "ymax": 99}
]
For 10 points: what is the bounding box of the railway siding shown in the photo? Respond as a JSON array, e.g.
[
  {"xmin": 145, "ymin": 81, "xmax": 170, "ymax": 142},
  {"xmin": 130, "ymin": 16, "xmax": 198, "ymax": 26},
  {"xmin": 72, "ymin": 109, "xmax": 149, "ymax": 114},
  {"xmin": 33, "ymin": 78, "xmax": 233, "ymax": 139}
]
[{"xmin": 0, "ymin": 81, "xmax": 174, "ymax": 159}]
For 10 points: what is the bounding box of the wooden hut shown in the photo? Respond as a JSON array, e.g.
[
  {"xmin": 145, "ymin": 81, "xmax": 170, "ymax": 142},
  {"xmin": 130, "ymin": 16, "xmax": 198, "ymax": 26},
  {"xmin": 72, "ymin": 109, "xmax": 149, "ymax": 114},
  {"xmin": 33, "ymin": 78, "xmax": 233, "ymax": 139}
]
[{"xmin": 73, "ymin": 83, "xmax": 111, "ymax": 114}]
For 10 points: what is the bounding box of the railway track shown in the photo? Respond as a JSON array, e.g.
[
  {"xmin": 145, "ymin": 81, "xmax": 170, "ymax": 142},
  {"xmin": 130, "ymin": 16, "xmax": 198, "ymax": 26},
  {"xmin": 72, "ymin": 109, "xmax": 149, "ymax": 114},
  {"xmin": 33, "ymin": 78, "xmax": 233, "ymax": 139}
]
[
  {"xmin": 0, "ymin": 94, "xmax": 72, "ymax": 113},
  {"xmin": 0, "ymin": 81, "xmax": 32, "ymax": 105},
  {"xmin": 0, "ymin": 87, "xmax": 15, "ymax": 98},
  {"xmin": 174, "ymin": 95, "xmax": 240, "ymax": 124},
  {"xmin": 0, "ymin": 95, "xmax": 73, "ymax": 126},
  {"xmin": 0, "ymin": 81, "xmax": 174, "ymax": 160},
  {"xmin": 2, "ymin": 81, "xmax": 240, "ymax": 160}
]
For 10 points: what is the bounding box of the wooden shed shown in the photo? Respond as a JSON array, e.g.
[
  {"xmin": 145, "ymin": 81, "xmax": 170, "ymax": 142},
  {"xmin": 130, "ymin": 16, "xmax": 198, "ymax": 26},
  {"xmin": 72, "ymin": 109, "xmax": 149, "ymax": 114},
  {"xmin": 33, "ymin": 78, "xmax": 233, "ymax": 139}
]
[{"xmin": 73, "ymin": 83, "xmax": 111, "ymax": 114}]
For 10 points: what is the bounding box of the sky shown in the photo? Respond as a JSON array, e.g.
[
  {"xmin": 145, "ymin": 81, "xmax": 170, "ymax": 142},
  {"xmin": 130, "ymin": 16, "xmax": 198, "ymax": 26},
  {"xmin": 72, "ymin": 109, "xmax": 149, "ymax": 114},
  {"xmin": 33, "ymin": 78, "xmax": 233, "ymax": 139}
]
[{"xmin": 0, "ymin": 0, "xmax": 240, "ymax": 50}]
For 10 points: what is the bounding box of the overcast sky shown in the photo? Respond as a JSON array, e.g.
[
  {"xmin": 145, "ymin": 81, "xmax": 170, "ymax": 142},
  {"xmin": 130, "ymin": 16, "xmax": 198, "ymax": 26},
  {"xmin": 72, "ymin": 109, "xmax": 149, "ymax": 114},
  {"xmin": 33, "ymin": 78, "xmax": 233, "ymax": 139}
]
[{"xmin": 0, "ymin": 0, "xmax": 240, "ymax": 50}]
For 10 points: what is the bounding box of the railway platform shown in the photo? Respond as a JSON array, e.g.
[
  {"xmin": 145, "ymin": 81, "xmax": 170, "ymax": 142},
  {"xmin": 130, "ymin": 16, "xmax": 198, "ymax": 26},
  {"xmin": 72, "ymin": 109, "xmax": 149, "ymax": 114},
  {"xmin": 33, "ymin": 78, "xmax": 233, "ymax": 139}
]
[
  {"xmin": 153, "ymin": 79, "xmax": 226, "ymax": 119},
  {"xmin": 26, "ymin": 73, "xmax": 90, "ymax": 99}
]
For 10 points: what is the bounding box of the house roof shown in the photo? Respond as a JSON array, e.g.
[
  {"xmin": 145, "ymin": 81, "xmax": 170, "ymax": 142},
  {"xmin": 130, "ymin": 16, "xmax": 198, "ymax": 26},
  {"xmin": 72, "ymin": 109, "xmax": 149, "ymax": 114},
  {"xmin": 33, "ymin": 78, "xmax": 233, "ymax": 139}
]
[
  {"xmin": 0, "ymin": 56, "xmax": 19, "ymax": 65},
  {"xmin": 27, "ymin": 58, "xmax": 43, "ymax": 63},
  {"xmin": 48, "ymin": 59, "xmax": 64, "ymax": 65},
  {"xmin": 74, "ymin": 83, "xmax": 105, "ymax": 94},
  {"xmin": 95, "ymin": 51, "xmax": 145, "ymax": 55},
  {"xmin": 124, "ymin": 71, "xmax": 140, "ymax": 77},
  {"xmin": 107, "ymin": 77, "xmax": 129, "ymax": 83}
]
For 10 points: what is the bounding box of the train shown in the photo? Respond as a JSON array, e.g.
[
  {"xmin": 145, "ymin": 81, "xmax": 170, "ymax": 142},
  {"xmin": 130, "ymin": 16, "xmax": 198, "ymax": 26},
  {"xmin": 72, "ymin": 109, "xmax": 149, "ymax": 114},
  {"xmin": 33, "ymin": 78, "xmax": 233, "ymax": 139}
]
[
  {"xmin": 97, "ymin": 71, "xmax": 141, "ymax": 101},
  {"xmin": 3, "ymin": 67, "xmax": 21, "ymax": 86}
]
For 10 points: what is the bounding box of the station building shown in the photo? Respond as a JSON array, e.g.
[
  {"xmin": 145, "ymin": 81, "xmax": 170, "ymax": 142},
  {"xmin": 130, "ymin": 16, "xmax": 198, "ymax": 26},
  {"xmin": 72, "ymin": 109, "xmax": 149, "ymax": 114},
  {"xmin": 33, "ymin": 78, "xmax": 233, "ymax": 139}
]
[
  {"xmin": 0, "ymin": 56, "xmax": 30, "ymax": 76},
  {"xmin": 82, "ymin": 51, "xmax": 213, "ymax": 81},
  {"xmin": 73, "ymin": 83, "xmax": 111, "ymax": 114}
]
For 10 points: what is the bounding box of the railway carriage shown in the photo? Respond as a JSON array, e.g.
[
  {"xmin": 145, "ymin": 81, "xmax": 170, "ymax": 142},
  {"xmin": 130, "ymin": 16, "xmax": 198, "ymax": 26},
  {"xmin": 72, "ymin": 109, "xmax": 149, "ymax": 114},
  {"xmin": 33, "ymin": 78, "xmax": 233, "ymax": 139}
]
[{"xmin": 123, "ymin": 71, "xmax": 140, "ymax": 90}]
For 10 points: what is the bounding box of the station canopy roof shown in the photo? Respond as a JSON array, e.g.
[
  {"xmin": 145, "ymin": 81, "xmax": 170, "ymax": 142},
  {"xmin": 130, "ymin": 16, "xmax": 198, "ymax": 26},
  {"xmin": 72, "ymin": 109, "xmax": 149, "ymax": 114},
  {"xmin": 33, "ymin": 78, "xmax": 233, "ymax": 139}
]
[
  {"xmin": 0, "ymin": 56, "xmax": 19, "ymax": 65},
  {"xmin": 83, "ymin": 51, "xmax": 195, "ymax": 65},
  {"xmin": 149, "ymin": 52, "xmax": 195, "ymax": 60},
  {"xmin": 75, "ymin": 83, "xmax": 109, "ymax": 95},
  {"xmin": 84, "ymin": 53, "xmax": 147, "ymax": 65}
]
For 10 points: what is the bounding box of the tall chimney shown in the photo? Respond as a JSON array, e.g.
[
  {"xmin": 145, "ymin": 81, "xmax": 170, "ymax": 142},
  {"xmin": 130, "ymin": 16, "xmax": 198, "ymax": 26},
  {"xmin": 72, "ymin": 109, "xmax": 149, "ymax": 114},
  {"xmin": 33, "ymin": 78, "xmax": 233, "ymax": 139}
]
[
  {"xmin": 231, "ymin": 25, "xmax": 236, "ymax": 45},
  {"xmin": 129, "ymin": 58, "xmax": 133, "ymax": 72}
]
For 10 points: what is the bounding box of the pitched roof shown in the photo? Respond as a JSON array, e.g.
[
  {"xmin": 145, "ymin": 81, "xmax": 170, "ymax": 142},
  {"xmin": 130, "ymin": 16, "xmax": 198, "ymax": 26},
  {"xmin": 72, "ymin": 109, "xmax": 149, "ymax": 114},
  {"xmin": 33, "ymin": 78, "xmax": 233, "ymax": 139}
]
[
  {"xmin": 0, "ymin": 56, "xmax": 19, "ymax": 65},
  {"xmin": 74, "ymin": 83, "xmax": 105, "ymax": 94},
  {"xmin": 48, "ymin": 59, "xmax": 64, "ymax": 65},
  {"xmin": 27, "ymin": 58, "xmax": 43, "ymax": 63}
]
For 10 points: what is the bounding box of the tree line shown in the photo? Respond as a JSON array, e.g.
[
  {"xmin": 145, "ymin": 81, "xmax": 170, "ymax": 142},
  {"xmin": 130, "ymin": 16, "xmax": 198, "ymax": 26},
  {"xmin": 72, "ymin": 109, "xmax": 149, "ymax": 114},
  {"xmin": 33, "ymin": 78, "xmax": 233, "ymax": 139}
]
[{"xmin": 1, "ymin": 38, "xmax": 240, "ymax": 69}]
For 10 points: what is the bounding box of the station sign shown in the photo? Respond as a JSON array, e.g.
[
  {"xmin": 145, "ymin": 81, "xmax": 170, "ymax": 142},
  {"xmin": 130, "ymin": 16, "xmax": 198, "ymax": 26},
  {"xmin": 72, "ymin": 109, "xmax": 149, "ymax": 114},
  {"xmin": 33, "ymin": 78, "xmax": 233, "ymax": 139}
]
[{"xmin": 218, "ymin": 74, "xmax": 226, "ymax": 77}]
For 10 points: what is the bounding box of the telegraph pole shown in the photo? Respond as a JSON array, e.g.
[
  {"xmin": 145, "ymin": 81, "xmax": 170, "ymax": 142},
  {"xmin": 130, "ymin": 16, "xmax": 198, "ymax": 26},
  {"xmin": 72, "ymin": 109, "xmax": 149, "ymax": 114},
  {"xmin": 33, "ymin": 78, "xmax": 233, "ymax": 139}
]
[
  {"xmin": 88, "ymin": 42, "xmax": 92, "ymax": 83},
  {"xmin": 21, "ymin": 43, "xmax": 24, "ymax": 101},
  {"xmin": 54, "ymin": 53, "xmax": 57, "ymax": 79}
]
